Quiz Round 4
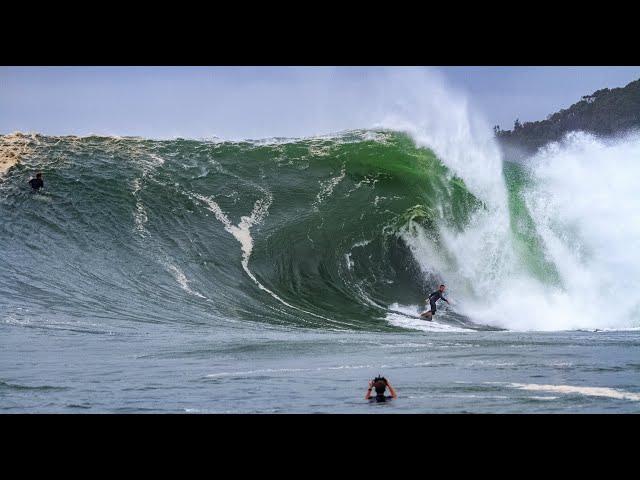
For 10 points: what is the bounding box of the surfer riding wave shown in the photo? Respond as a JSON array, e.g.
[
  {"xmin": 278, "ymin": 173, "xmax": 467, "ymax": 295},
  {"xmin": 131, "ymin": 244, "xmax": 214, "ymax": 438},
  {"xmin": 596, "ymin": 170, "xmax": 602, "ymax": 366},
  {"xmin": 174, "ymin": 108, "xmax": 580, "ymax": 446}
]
[{"xmin": 420, "ymin": 284, "xmax": 451, "ymax": 321}]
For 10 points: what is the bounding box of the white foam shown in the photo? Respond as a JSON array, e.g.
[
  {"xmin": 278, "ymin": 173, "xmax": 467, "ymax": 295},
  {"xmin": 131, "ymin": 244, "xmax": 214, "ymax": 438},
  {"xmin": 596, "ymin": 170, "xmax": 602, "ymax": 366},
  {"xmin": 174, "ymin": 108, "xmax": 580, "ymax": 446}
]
[
  {"xmin": 166, "ymin": 264, "xmax": 206, "ymax": 299},
  {"xmin": 437, "ymin": 133, "xmax": 640, "ymax": 331},
  {"xmin": 306, "ymin": 142, "xmax": 333, "ymax": 158},
  {"xmin": 206, "ymin": 367, "xmax": 309, "ymax": 377},
  {"xmin": 385, "ymin": 306, "xmax": 468, "ymax": 333},
  {"xmin": 507, "ymin": 383, "xmax": 640, "ymax": 401},
  {"xmin": 353, "ymin": 240, "xmax": 371, "ymax": 248},
  {"xmin": 206, "ymin": 364, "xmax": 373, "ymax": 378},
  {"xmin": 345, "ymin": 253, "xmax": 354, "ymax": 270},
  {"xmin": 344, "ymin": 240, "xmax": 371, "ymax": 271},
  {"xmin": 520, "ymin": 132, "xmax": 640, "ymax": 330},
  {"xmin": 132, "ymin": 178, "xmax": 149, "ymax": 236},
  {"xmin": 313, "ymin": 164, "xmax": 346, "ymax": 210},
  {"xmin": 130, "ymin": 152, "xmax": 166, "ymax": 237}
]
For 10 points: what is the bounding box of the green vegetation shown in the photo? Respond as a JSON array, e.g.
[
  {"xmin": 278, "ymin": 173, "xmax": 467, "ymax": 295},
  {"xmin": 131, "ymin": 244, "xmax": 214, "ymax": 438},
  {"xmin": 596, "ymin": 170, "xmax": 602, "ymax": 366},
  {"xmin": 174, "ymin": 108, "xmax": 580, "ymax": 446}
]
[{"xmin": 495, "ymin": 78, "xmax": 640, "ymax": 160}]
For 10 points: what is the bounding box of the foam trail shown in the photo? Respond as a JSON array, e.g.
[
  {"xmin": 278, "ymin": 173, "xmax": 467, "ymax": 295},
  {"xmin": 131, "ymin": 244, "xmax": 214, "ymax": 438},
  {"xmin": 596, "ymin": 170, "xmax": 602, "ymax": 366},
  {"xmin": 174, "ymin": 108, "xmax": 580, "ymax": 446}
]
[
  {"xmin": 507, "ymin": 383, "xmax": 640, "ymax": 401},
  {"xmin": 206, "ymin": 364, "xmax": 375, "ymax": 378},
  {"xmin": 130, "ymin": 152, "xmax": 206, "ymax": 299},
  {"xmin": 313, "ymin": 164, "xmax": 346, "ymax": 210},
  {"xmin": 132, "ymin": 178, "xmax": 149, "ymax": 235},
  {"xmin": 166, "ymin": 264, "xmax": 206, "ymax": 299},
  {"xmin": 385, "ymin": 303, "xmax": 468, "ymax": 333},
  {"xmin": 191, "ymin": 192, "xmax": 352, "ymax": 328},
  {"xmin": 131, "ymin": 151, "xmax": 165, "ymax": 236}
]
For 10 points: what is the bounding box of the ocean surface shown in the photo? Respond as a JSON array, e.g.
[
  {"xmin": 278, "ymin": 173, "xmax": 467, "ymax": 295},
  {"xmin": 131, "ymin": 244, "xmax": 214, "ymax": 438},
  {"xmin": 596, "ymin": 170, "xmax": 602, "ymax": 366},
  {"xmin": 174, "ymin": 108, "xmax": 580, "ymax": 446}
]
[{"xmin": 1, "ymin": 130, "xmax": 639, "ymax": 413}]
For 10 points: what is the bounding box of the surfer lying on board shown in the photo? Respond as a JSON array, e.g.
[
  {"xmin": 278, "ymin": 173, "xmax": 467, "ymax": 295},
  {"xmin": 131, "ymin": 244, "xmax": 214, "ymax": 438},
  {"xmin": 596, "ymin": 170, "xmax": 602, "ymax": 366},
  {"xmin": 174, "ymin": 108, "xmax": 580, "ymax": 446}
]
[
  {"xmin": 365, "ymin": 376, "xmax": 398, "ymax": 403},
  {"xmin": 420, "ymin": 284, "xmax": 451, "ymax": 320}
]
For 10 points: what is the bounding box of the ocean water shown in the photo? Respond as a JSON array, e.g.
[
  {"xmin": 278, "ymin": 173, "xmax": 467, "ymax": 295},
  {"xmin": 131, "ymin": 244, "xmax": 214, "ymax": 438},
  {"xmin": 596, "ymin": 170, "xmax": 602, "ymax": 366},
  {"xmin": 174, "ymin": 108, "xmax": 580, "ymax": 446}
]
[
  {"xmin": 3, "ymin": 321, "xmax": 640, "ymax": 413},
  {"xmin": 1, "ymin": 129, "xmax": 639, "ymax": 413}
]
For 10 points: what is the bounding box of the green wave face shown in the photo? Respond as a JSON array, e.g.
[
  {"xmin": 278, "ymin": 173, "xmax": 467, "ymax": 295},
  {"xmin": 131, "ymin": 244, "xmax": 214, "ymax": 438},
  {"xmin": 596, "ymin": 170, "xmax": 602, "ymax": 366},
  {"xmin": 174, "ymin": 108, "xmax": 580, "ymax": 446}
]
[
  {"xmin": 0, "ymin": 130, "xmax": 549, "ymax": 331},
  {"xmin": 239, "ymin": 132, "xmax": 483, "ymax": 326}
]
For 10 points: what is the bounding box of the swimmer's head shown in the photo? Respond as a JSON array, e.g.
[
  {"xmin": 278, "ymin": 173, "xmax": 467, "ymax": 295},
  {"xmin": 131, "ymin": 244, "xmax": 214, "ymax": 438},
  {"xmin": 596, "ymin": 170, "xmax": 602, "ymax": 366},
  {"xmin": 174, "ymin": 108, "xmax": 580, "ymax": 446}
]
[{"xmin": 372, "ymin": 376, "xmax": 387, "ymax": 394}]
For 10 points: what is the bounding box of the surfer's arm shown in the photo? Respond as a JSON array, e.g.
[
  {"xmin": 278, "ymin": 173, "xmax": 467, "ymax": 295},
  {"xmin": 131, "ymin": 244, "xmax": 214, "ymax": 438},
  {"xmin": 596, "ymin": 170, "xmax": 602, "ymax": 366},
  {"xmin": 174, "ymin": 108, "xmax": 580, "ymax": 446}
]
[
  {"xmin": 365, "ymin": 381, "xmax": 373, "ymax": 400},
  {"xmin": 386, "ymin": 382, "xmax": 398, "ymax": 399}
]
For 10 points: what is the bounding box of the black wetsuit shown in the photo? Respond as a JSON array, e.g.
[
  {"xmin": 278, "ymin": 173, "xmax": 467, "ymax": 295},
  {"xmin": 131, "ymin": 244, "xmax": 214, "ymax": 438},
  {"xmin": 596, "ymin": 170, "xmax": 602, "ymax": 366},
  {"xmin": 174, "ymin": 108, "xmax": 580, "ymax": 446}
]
[
  {"xmin": 427, "ymin": 290, "xmax": 448, "ymax": 315},
  {"xmin": 369, "ymin": 395, "xmax": 393, "ymax": 403},
  {"xmin": 369, "ymin": 383, "xmax": 393, "ymax": 403},
  {"xmin": 29, "ymin": 178, "xmax": 43, "ymax": 191}
]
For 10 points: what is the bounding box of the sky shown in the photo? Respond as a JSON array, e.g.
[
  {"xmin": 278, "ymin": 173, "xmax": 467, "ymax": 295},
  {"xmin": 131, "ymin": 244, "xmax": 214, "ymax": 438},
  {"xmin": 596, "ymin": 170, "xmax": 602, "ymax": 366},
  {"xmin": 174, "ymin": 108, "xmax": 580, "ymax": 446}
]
[{"xmin": 1, "ymin": 66, "xmax": 639, "ymax": 139}]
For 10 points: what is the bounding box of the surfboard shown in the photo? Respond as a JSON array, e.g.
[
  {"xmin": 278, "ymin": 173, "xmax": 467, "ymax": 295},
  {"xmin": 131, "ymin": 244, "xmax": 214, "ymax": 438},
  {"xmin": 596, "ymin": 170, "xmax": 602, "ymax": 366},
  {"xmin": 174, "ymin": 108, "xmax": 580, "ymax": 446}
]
[{"xmin": 388, "ymin": 309, "xmax": 433, "ymax": 321}]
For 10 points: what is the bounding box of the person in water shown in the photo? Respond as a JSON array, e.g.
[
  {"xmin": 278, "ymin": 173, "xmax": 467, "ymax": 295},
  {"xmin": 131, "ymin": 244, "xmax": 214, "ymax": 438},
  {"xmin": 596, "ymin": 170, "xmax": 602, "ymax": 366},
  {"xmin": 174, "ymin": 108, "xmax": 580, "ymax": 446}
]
[
  {"xmin": 28, "ymin": 172, "xmax": 44, "ymax": 192},
  {"xmin": 420, "ymin": 284, "xmax": 451, "ymax": 320},
  {"xmin": 365, "ymin": 376, "xmax": 398, "ymax": 403}
]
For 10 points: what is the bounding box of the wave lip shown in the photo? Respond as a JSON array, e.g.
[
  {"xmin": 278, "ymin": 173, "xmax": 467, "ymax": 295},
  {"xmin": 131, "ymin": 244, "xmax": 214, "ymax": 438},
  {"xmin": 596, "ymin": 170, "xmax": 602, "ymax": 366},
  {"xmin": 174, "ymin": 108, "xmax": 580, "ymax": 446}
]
[{"xmin": 0, "ymin": 133, "xmax": 35, "ymax": 175}]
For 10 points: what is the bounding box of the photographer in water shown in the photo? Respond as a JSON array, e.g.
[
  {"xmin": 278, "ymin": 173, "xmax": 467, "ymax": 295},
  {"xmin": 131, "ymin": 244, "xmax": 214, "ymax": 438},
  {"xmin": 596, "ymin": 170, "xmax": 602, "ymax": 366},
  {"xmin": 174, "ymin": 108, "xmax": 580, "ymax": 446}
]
[{"xmin": 365, "ymin": 376, "xmax": 398, "ymax": 403}]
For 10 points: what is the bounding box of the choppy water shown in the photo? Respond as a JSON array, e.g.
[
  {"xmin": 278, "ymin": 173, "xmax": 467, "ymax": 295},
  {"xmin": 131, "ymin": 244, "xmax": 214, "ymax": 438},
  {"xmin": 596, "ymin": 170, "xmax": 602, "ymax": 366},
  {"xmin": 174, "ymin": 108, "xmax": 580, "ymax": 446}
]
[{"xmin": 2, "ymin": 319, "xmax": 639, "ymax": 412}]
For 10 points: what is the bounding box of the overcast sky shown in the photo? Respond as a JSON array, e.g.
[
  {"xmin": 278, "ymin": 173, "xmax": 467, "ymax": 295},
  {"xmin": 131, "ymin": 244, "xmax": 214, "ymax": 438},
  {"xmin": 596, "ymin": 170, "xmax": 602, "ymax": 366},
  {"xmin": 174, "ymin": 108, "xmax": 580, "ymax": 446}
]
[{"xmin": 2, "ymin": 66, "xmax": 639, "ymax": 139}]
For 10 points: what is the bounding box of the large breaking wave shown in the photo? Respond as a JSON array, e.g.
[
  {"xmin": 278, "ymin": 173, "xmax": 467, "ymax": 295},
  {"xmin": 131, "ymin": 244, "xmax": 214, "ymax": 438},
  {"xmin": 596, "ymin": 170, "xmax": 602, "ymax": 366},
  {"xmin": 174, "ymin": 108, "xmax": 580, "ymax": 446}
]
[{"xmin": 2, "ymin": 127, "xmax": 638, "ymax": 332}]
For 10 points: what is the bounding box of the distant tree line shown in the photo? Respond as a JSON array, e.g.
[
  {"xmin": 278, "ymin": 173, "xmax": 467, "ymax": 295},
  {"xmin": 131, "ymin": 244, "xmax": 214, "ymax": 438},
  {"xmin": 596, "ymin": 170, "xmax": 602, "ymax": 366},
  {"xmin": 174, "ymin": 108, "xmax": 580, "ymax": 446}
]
[{"xmin": 494, "ymin": 78, "xmax": 640, "ymax": 161}]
